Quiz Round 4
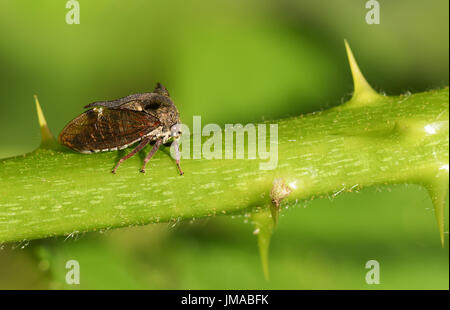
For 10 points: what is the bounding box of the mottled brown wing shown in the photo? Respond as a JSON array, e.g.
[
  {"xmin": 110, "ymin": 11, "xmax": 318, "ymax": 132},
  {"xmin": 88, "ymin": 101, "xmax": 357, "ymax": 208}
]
[{"xmin": 59, "ymin": 108, "xmax": 161, "ymax": 153}]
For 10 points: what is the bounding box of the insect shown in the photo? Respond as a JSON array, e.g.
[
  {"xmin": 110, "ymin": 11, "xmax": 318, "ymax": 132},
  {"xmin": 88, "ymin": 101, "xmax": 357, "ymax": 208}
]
[{"xmin": 58, "ymin": 83, "xmax": 184, "ymax": 175}]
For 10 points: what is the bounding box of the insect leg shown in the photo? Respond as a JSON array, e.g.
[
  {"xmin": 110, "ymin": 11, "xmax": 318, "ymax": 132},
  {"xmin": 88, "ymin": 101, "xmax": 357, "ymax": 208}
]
[
  {"xmin": 172, "ymin": 138, "xmax": 184, "ymax": 175},
  {"xmin": 112, "ymin": 137, "xmax": 151, "ymax": 174},
  {"xmin": 140, "ymin": 139, "xmax": 163, "ymax": 173}
]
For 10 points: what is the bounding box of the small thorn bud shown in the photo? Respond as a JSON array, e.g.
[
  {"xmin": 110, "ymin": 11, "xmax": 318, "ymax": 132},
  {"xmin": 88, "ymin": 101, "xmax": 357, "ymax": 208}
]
[{"xmin": 270, "ymin": 178, "xmax": 293, "ymax": 225}]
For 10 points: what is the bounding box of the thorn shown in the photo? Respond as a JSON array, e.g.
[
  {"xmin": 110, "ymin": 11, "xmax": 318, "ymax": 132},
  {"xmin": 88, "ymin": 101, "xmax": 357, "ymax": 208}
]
[
  {"xmin": 344, "ymin": 39, "xmax": 381, "ymax": 105},
  {"xmin": 251, "ymin": 210, "xmax": 274, "ymax": 281},
  {"xmin": 425, "ymin": 174, "xmax": 449, "ymax": 248},
  {"xmin": 270, "ymin": 203, "xmax": 279, "ymax": 226},
  {"xmin": 34, "ymin": 95, "xmax": 57, "ymax": 149},
  {"xmin": 251, "ymin": 178, "xmax": 295, "ymax": 280}
]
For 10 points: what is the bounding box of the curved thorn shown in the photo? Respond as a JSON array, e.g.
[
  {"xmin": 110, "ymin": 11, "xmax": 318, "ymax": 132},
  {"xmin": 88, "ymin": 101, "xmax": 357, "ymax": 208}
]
[
  {"xmin": 344, "ymin": 39, "xmax": 381, "ymax": 104},
  {"xmin": 34, "ymin": 95, "xmax": 57, "ymax": 148},
  {"xmin": 426, "ymin": 176, "xmax": 449, "ymax": 248},
  {"xmin": 252, "ymin": 209, "xmax": 275, "ymax": 281}
]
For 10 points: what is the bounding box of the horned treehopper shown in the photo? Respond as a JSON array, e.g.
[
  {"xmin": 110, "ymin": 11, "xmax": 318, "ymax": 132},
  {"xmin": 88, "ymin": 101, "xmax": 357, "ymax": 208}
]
[{"xmin": 59, "ymin": 83, "xmax": 184, "ymax": 175}]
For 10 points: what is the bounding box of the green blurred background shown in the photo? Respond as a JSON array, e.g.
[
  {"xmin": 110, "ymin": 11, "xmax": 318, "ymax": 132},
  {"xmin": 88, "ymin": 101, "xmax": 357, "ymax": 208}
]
[{"xmin": 0, "ymin": 0, "xmax": 448, "ymax": 289}]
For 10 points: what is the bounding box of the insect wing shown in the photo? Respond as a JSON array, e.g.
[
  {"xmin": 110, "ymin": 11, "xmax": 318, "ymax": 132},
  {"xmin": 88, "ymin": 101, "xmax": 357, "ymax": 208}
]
[
  {"xmin": 84, "ymin": 93, "xmax": 148, "ymax": 109},
  {"xmin": 59, "ymin": 108, "xmax": 160, "ymax": 153}
]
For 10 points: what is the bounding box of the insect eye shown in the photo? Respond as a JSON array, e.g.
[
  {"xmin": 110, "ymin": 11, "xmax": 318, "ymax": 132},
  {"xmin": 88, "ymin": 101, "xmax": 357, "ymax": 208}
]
[{"xmin": 145, "ymin": 102, "xmax": 160, "ymax": 110}]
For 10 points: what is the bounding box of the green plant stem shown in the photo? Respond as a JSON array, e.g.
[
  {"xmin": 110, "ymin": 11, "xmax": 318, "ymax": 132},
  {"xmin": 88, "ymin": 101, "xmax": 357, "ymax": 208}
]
[
  {"xmin": 1, "ymin": 41, "xmax": 448, "ymax": 248},
  {"xmin": 0, "ymin": 87, "xmax": 448, "ymax": 243}
]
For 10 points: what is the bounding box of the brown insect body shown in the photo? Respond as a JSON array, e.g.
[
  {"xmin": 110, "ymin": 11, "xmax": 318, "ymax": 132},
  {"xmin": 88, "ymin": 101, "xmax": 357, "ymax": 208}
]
[{"xmin": 59, "ymin": 83, "xmax": 183, "ymax": 175}]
